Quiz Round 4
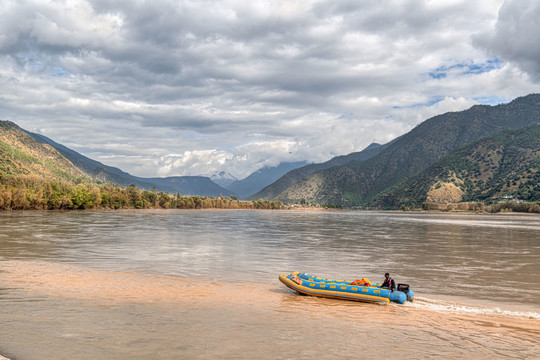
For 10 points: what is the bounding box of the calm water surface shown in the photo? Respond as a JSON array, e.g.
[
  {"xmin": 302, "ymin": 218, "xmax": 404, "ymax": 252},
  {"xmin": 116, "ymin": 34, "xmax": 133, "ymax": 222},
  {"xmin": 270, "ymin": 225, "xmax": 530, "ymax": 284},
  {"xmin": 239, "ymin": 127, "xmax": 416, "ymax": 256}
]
[{"xmin": 0, "ymin": 210, "xmax": 539, "ymax": 359}]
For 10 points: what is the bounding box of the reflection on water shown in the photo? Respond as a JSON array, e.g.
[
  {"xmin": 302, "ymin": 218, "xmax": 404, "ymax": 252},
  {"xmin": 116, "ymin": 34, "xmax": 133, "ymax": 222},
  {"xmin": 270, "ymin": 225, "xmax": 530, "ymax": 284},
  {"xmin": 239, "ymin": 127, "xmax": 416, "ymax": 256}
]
[{"xmin": 0, "ymin": 210, "xmax": 539, "ymax": 359}]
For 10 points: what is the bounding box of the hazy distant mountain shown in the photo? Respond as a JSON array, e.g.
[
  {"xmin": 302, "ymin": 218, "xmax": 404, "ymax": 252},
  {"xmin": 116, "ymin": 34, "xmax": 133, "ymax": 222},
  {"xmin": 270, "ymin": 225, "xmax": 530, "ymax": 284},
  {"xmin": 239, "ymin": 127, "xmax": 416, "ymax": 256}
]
[
  {"xmin": 248, "ymin": 142, "xmax": 387, "ymax": 200},
  {"xmin": 371, "ymin": 125, "xmax": 540, "ymax": 208},
  {"xmin": 210, "ymin": 171, "xmax": 238, "ymax": 188},
  {"xmin": 266, "ymin": 93, "xmax": 540, "ymax": 207},
  {"xmin": 143, "ymin": 176, "xmax": 234, "ymax": 196},
  {"xmin": 227, "ymin": 161, "xmax": 309, "ymax": 199},
  {"xmin": 25, "ymin": 129, "xmax": 233, "ymax": 197}
]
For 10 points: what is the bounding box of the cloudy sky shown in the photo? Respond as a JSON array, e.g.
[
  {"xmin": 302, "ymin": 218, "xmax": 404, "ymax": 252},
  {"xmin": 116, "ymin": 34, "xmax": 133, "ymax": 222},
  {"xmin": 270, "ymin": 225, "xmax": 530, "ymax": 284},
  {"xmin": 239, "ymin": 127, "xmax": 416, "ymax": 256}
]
[{"xmin": 1, "ymin": 0, "xmax": 539, "ymax": 180}]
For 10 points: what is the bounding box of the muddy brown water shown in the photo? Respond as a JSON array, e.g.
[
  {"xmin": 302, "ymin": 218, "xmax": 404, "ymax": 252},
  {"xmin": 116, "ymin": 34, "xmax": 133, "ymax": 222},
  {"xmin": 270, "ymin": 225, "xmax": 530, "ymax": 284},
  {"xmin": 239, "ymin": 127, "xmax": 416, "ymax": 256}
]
[{"xmin": 1, "ymin": 210, "xmax": 539, "ymax": 359}]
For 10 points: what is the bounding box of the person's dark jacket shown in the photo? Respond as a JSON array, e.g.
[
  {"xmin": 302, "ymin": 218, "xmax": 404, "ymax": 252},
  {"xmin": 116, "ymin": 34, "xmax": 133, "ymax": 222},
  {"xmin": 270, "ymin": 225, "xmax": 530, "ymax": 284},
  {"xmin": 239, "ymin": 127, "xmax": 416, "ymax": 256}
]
[{"xmin": 382, "ymin": 277, "xmax": 396, "ymax": 291}]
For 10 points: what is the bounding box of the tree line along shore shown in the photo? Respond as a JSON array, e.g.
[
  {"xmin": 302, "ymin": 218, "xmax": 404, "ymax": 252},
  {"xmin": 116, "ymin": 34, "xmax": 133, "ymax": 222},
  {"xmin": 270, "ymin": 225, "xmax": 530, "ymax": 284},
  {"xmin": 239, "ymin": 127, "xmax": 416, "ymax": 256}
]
[
  {"xmin": 0, "ymin": 174, "xmax": 286, "ymax": 210},
  {"xmin": 418, "ymin": 201, "xmax": 540, "ymax": 214},
  {"xmin": 1, "ymin": 173, "xmax": 539, "ymax": 213}
]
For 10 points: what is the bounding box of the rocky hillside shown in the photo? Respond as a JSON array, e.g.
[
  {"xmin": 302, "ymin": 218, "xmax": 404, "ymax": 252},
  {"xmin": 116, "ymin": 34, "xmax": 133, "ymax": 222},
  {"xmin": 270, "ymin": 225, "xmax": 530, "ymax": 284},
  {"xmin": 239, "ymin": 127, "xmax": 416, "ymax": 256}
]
[
  {"xmin": 371, "ymin": 125, "xmax": 540, "ymax": 208},
  {"xmin": 271, "ymin": 94, "xmax": 540, "ymax": 207},
  {"xmin": 0, "ymin": 121, "xmax": 89, "ymax": 182}
]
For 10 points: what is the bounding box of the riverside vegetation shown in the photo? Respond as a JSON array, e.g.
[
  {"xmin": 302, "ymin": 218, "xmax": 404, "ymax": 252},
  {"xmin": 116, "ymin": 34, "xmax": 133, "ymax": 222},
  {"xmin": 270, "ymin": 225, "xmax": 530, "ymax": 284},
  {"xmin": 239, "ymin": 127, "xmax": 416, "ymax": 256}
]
[{"xmin": 0, "ymin": 174, "xmax": 285, "ymax": 210}]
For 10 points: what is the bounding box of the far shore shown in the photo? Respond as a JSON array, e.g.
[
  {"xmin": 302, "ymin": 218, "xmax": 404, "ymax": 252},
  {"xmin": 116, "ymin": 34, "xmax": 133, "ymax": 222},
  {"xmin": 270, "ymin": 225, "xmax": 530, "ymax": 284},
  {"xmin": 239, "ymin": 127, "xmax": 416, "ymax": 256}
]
[{"xmin": 2, "ymin": 207, "xmax": 539, "ymax": 216}]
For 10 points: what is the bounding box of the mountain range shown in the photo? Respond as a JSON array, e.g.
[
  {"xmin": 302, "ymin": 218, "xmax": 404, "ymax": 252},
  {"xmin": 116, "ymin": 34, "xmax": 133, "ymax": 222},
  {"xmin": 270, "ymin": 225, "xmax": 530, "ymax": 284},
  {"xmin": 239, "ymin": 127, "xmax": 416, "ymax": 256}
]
[
  {"xmin": 254, "ymin": 93, "xmax": 540, "ymax": 207},
  {"xmin": 249, "ymin": 142, "xmax": 388, "ymax": 201},
  {"xmin": 371, "ymin": 125, "xmax": 540, "ymax": 208},
  {"xmin": 227, "ymin": 161, "xmax": 309, "ymax": 199},
  {"xmin": 2, "ymin": 93, "xmax": 539, "ymax": 208},
  {"xmin": 25, "ymin": 130, "xmax": 235, "ymax": 197},
  {"xmin": 1, "ymin": 122, "xmax": 308, "ymax": 198}
]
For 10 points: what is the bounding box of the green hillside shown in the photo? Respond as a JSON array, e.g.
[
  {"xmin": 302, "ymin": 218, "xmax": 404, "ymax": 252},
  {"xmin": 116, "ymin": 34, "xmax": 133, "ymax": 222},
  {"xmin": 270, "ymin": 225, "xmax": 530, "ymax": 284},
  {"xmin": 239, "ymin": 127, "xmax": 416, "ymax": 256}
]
[
  {"xmin": 0, "ymin": 121, "xmax": 89, "ymax": 182},
  {"xmin": 371, "ymin": 125, "xmax": 540, "ymax": 208},
  {"xmin": 272, "ymin": 94, "xmax": 540, "ymax": 208}
]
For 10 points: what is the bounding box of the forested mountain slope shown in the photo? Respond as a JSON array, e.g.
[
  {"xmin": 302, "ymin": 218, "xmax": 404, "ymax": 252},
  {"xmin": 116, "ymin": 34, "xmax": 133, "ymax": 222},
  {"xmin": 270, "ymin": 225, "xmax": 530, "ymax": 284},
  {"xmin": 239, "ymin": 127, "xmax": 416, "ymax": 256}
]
[
  {"xmin": 274, "ymin": 94, "xmax": 540, "ymax": 207},
  {"xmin": 371, "ymin": 125, "xmax": 540, "ymax": 208}
]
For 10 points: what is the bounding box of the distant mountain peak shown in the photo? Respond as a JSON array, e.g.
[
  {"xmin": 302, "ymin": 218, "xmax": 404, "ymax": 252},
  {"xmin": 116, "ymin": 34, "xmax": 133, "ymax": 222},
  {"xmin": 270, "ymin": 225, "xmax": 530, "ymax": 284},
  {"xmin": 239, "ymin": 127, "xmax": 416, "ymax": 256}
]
[
  {"xmin": 210, "ymin": 171, "xmax": 238, "ymax": 188},
  {"xmin": 227, "ymin": 161, "xmax": 309, "ymax": 199},
  {"xmin": 364, "ymin": 143, "xmax": 382, "ymax": 151}
]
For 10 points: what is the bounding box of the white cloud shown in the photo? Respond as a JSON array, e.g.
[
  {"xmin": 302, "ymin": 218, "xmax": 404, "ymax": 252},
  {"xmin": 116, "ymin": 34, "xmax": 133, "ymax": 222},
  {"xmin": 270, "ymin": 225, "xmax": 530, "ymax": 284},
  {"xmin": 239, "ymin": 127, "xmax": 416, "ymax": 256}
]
[
  {"xmin": 474, "ymin": 0, "xmax": 540, "ymax": 81},
  {"xmin": 0, "ymin": 0, "xmax": 539, "ymax": 180}
]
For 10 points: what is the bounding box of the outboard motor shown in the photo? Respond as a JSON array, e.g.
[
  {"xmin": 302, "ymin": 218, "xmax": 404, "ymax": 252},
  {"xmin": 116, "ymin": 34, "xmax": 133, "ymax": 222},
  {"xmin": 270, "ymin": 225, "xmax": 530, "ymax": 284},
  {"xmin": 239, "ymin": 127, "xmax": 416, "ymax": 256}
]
[
  {"xmin": 397, "ymin": 284, "xmax": 409, "ymax": 293},
  {"xmin": 397, "ymin": 283, "xmax": 414, "ymax": 302}
]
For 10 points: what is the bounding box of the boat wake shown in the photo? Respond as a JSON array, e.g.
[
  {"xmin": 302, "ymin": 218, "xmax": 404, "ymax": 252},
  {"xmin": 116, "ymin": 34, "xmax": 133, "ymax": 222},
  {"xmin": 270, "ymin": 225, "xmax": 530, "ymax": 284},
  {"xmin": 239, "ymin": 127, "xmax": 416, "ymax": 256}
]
[{"xmin": 403, "ymin": 296, "xmax": 540, "ymax": 320}]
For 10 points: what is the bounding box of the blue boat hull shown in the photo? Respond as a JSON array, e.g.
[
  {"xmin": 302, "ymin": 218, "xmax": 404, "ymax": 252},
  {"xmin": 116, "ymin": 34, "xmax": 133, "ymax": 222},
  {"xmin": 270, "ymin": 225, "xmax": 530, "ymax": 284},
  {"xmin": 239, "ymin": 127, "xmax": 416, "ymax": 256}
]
[{"xmin": 279, "ymin": 272, "xmax": 414, "ymax": 304}]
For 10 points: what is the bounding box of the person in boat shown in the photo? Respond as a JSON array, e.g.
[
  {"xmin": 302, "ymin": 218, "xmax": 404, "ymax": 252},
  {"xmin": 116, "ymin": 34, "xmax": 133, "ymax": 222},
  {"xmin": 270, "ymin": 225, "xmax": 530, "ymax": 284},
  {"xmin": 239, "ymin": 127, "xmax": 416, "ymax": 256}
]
[{"xmin": 381, "ymin": 273, "xmax": 395, "ymax": 291}]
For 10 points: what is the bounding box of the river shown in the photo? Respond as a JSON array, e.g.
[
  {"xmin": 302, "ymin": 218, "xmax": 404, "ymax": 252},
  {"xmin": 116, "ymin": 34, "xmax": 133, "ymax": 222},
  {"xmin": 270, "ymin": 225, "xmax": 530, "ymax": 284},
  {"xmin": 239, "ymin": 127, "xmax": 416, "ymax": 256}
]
[{"xmin": 0, "ymin": 210, "xmax": 539, "ymax": 359}]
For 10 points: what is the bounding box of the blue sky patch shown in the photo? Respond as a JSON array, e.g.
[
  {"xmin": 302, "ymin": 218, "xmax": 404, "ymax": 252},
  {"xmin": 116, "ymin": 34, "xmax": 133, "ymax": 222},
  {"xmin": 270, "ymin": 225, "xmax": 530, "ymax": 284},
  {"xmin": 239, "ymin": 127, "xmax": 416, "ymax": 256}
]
[
  {"xmin": 50, "ymin": 67, "xmax": 68, "ymax": 77},
  {"xmin": 393, "ymin": 97, "xmax": 444, "ymax": 109},
  {"xmin": 16, "ymin": 51, "xmax": 70, "ymax": 77},
  {"xmin": 472, "ymin": 95, "xmax": 508, "ymax": 105},
  {"xmin": 427, "ymin": 58, "xmax": 503, "ymax": 79}
]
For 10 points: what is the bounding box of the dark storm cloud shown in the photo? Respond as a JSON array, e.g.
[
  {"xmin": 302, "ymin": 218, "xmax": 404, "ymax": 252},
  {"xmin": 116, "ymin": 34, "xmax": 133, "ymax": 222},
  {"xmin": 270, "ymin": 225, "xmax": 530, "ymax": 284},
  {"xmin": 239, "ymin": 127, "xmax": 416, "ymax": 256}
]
[{"xmin": 474, "ymin": 0, "xmax": 540, "ymax": 81}]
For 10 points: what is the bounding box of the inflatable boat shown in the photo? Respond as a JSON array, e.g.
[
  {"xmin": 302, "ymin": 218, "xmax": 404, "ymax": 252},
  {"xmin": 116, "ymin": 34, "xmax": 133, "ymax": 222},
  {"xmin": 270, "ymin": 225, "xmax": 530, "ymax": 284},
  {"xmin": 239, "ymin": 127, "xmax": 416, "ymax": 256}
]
[{"xmin": 279, "ymin": 272, "xmax": 414, "ymax": 304}]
